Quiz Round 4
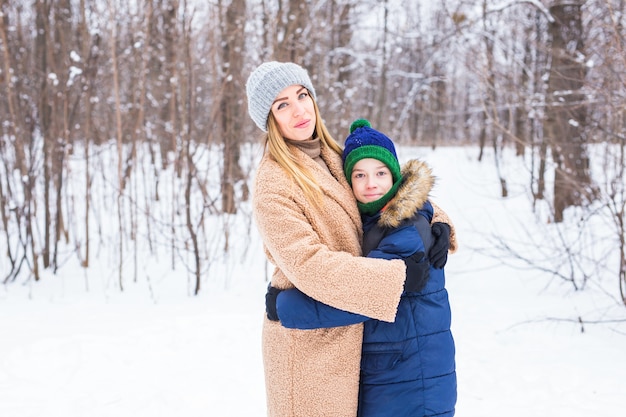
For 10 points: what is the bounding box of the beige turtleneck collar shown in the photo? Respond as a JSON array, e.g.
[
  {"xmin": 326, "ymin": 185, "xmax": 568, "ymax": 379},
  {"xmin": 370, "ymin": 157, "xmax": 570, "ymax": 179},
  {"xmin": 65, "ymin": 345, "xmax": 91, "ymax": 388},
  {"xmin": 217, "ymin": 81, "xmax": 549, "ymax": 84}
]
[{"xmin": 285, "ymin": 137, "xmax": 331, "ymax": 174}]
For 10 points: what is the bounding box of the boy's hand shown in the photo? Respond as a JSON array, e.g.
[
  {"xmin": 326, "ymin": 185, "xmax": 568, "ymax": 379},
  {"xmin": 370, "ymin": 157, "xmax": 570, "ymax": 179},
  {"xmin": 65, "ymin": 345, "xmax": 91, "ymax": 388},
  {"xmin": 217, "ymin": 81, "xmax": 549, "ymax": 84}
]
[
  {"xmin": 430, "ymin": 222, "xmax": 451, "ymax": 269},
  {"xmin": 403, "ymin": 251, "xmax": 430, "ymax": 292}
]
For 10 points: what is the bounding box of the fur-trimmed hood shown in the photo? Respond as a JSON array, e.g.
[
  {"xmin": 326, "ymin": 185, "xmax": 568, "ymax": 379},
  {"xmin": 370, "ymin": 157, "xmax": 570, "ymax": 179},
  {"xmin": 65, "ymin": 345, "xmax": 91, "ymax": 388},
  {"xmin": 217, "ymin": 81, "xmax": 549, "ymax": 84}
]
[{"xmin": 379, "ymin": 159, "xmax": 435, "ymax": 229}]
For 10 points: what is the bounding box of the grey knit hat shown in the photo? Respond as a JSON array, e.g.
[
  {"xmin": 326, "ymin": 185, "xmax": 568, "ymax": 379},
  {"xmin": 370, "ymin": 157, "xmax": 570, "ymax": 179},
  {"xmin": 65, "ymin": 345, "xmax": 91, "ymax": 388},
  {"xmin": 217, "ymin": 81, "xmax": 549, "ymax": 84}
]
[{"xmin": 246, "ymin": 61, "xmax": 317, "ymax": 132}]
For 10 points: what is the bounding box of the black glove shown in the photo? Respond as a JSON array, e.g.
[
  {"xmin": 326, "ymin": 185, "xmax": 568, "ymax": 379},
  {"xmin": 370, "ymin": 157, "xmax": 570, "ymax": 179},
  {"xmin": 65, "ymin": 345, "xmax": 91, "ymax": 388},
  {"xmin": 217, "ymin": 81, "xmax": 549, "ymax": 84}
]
[
  {"xmin": 430, "ymin": 222, "xmax": 451, "ymax": 269},
  {"xmin": 265, "ymin": 285, "xmax": 282, "ymax": 321},
  {"xmin": 403, "ymin": 251, "xmax": 430, "ymax": 293}
]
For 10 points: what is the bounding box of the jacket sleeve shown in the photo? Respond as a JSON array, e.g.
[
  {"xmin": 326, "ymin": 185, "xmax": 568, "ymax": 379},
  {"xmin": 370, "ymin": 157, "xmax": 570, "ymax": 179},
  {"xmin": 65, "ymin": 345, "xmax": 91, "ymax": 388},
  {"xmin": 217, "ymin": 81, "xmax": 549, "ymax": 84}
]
[{"xmin": 276, "ymin": 288, "xmax": 369, "ymax": 329}]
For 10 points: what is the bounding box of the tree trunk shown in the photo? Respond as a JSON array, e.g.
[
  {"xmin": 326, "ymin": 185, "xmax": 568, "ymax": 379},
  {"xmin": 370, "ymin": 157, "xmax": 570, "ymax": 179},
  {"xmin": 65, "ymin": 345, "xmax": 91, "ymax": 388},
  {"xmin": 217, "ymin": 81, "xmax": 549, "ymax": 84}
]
[
  {"xmin": 545, "ymin": 2, "xmax": 592, "ymax": 222},
  {"xmin": 274, "ymin": 0, "xmax": 308, "ymax": 62},
  {"xmin": 328, "ymin": 0, "xmax": 353, "ymax": 134},
  {"xmin": 219, "ymin": 0, "xmax": 246, "ymax": 215},
  {"xmin": 108, "ymin": 0, "xmax": 125, "ymax": 290},
  {"xmin": 34, "ymin": 0, "xmax": 51, "ymax": 271},
  {"xmin": 51, "ymin": 0, "xmax": 72, "ymax": 272},
  {"xmin": 375, "ymin": 0, "xmax": 389, "ymax": 129},
  {"xmin": 515, "ymin": 15, "xmax": 533, "ymax": 157}
]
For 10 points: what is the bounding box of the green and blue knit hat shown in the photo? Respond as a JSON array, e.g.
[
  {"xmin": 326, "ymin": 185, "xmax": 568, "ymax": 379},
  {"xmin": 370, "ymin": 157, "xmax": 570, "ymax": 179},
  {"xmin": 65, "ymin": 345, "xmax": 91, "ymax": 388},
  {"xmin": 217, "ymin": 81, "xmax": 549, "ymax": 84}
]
[{"xmin": 342, "ymin": 119, "xmax": 403, "ymax": 215}]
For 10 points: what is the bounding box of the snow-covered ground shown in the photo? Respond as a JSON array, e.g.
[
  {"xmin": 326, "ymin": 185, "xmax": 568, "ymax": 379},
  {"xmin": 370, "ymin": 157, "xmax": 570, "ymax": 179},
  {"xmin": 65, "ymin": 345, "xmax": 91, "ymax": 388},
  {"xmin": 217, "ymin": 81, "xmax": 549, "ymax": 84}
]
[{"xmin": 1, "ymin": 146, "xmax": 624, "ymax": 416}]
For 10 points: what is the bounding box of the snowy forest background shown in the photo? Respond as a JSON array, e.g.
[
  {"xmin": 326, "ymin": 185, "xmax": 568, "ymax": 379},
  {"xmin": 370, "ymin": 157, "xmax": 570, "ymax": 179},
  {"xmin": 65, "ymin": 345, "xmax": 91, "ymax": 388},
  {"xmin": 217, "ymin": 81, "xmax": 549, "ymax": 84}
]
[
  {"xmin": 1, "ymin": 1, "xmax": 626, "ymax": 415},
  {"xmin": 1, "ymin": 0, "xmax": 625, "ymax": 311}
]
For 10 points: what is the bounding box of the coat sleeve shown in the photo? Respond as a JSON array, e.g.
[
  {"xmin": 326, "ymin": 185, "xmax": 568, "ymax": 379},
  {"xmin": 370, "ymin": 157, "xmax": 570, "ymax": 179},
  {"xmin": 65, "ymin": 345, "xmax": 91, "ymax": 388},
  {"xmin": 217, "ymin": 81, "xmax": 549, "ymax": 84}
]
[
  {"xmin": 254, "ymin": 174, "xmax": 405, "ymax": 323},
  {"xmin": 431, "ymin": 201, "xmax": 458, "ymax": 253}
]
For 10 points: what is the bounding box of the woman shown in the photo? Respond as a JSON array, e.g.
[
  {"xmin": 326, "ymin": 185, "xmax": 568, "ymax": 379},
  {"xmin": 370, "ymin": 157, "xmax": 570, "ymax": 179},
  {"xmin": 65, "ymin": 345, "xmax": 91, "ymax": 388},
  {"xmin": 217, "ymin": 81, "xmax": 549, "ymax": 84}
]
[{"xmin": 246, "ymin": 61, "xmax": 457, "ymax": 417}]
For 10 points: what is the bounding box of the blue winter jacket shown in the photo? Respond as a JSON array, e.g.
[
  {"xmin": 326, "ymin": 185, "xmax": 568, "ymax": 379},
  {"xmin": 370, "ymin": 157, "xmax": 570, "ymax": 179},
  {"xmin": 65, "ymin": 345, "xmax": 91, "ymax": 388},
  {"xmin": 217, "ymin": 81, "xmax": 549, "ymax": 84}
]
[{"xmin": 275, "ymin": 159, "xmax": 456, "ymax": 417}]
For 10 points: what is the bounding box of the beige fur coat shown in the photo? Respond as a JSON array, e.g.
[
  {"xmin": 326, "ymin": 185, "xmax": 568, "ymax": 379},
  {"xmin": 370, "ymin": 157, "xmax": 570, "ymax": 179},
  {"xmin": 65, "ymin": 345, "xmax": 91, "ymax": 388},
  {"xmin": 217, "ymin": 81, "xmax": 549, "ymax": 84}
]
[{"xmin": 253, "ymin": 143, "xmax": 456, "ymax": 417}]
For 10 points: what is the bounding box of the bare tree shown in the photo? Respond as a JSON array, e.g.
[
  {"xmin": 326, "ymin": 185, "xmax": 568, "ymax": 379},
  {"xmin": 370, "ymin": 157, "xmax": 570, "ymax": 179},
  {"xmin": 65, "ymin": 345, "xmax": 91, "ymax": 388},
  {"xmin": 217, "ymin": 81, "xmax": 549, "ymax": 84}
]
[
  {"xmin": 219, "ymin": 0, "xmax": 246, "ymax": 216},
  {"xmin": 35, "ymin": 0, "xmax": 51, "ymax": 274},
  {"xmin": 544, "ymin": 1, "xmax": 594, "ymax": 222},
  {"xmin": 0, "ymin": 0, "xmax": 33, "ymax": 282},
  {"xmin": 274, "ymin": 0, "xmax": 309, "ymax": 62},
  {"xmin": 583, "ymin": 0, "xmax": 626, "ymax": 305},
  {"xmin": 50, "ymin": 0, "xmax": 74, "ymax": 273}
]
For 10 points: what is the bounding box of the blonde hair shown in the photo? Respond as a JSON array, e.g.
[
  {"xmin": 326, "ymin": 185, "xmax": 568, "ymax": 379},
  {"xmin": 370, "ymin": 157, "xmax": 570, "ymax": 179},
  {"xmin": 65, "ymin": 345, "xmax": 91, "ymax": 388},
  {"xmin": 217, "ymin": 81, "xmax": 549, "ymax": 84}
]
[{"xmin": 264, "ymin": 98, "xmax": 343, "ymax": 207}]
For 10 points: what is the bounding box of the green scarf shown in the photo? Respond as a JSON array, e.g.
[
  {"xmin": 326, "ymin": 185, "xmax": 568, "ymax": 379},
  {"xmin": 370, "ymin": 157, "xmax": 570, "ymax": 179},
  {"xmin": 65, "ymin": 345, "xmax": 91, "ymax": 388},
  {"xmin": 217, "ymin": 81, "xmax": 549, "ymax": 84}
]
[{"xmin": 356, "ymin": 178, "xmax": 402, "ymax": 215}]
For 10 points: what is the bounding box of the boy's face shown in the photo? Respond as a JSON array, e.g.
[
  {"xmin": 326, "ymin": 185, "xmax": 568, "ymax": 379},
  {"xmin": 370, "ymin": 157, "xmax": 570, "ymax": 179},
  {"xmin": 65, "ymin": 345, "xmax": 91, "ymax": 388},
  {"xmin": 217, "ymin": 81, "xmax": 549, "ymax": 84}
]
[{"xmin": 350, "ymin": 158, "xmax": 393, "ymax": 204}]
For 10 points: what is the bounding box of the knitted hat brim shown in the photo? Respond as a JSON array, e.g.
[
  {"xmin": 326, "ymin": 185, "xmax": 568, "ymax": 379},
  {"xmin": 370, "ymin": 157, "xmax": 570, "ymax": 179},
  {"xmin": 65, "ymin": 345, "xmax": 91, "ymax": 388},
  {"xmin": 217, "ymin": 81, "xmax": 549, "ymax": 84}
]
[{"xmin": 344, "ymin": 145, "xmax": 402, "ymax": 186}]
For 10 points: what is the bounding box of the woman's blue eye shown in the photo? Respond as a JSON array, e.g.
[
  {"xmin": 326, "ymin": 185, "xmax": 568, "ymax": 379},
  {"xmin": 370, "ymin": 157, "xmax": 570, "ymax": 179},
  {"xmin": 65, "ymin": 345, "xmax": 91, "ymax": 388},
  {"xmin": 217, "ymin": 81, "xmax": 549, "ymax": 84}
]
[
  {"xmin": 298, "ymin": 92, "xmax": 309, "ymax": 99},
  {"xmin": 276, "ymin": 102, "xmax": 287, "ymax": 110}
]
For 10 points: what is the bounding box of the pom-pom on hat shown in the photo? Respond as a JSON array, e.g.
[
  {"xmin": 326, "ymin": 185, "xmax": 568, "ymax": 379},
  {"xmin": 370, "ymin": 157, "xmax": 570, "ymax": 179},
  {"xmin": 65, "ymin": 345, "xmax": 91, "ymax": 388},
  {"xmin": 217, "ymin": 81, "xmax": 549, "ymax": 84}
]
[
  {"xmin": 245, "ymin": 61, "xmax": 317, "ymax": 132},
  {"xmin": 342, "ymin": 119, "xmax": 402, "ymax": 186}
]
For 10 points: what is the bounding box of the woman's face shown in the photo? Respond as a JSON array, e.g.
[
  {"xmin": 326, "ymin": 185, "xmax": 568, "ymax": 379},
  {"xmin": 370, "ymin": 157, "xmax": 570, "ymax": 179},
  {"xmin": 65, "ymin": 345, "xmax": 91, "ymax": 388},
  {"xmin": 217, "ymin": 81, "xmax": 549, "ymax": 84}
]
[
  {"xmin": 270, "ymin": 85, "xmax": 316, "ymax": 141},
  {"xmin": 350, "ymin": 158, "xmax": 393, "ymax": 204}
]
